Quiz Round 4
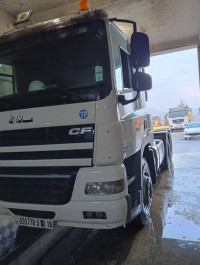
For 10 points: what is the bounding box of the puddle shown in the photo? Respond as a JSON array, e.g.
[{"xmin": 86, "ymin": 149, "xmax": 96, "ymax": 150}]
[
  {"xmin": 162, "ymin": 208, "xmax": 200, "ymax": 242},
  {"xmin": 161, "ymin": 150, "xmax": 200, "ymax": 243}
]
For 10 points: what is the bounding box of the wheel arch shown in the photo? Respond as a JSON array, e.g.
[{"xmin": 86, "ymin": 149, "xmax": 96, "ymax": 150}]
[
  {"xmin": 124, "ymin": 134, "xmax": 156, "ymax": 225},
  {"xmin": 142, "ymin": 144, "xmax": 157, "ymax": 184},
  {"xmin": 154, "ymin": 130, "xmax": 172, "ymax": 170}
]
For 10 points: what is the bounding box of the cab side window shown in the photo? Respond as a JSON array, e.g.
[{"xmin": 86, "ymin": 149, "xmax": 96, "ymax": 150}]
[{"xmin": 120, "ymin": 49, "xmax": 132, "ymax": 89}]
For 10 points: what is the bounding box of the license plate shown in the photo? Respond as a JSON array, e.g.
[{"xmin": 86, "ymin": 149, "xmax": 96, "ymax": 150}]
[{"xmin": 18, "ymin": 216, "xmax": 53, "ymax": 230}]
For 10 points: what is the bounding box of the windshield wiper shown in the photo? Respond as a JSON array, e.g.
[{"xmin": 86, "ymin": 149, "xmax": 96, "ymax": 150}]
[{"xmin": 44, "ymin": 84, "xmax": 87, "ymax": 102}]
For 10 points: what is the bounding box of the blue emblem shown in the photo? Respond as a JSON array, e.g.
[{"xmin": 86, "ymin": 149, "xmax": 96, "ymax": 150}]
[{"xmin": 79, "ymin": 109, "xmax": 88, "ymax": 119}]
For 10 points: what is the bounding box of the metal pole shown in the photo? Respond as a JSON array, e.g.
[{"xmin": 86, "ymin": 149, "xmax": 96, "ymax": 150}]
[{"xmin": 198, "ymin": 34, "xmax": 200, "ymax": 88}]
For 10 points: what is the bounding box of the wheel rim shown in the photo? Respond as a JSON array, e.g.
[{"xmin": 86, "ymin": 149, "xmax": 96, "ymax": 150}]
[{"xmin": 142, "ymin": 160, "xmax": 153, "ymax": 215}]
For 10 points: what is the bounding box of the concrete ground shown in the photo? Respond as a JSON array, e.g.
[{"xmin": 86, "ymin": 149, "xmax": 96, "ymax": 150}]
[{"xmin": 75, "ymin": 131, "xmax": 200, "ymax": 265}]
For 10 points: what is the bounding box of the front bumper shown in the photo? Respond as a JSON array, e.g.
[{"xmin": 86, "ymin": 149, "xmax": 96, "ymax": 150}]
[
  {"xmin": 171, "ymin": 125, "xmax": 185, "ymax": 130},
  {"xmin": 184, "ymin": 134, "xmax": 200, "ymax": 139},
  {"xmin": 0, "ymin": 165, "xmax": 128, "ymax": 229}
]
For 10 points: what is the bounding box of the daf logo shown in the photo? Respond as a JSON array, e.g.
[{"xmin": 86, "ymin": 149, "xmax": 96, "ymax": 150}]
[{"xmin": 69, "ymin": 127, "xmax": 93, "ymax": 135}]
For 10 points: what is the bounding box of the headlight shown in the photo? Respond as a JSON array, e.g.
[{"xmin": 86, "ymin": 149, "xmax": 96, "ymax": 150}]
[{"xmin": 85, "ymin": 179, "xmax": 124, "ymax": 195}]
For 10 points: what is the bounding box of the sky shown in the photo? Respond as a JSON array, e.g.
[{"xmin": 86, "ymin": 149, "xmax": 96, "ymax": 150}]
[{"xmin": 146, "ymin": 48, "xmax": 200, "ymax": 115}]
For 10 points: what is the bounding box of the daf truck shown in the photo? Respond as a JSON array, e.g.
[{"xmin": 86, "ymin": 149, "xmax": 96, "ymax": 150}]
[
  {"xmin": 0, "ymin": 7, "xmax": 172, "ymax": 230},
  {"xmin": 169, "ymin": 106, "xmax": 192, "ymax": 131}
]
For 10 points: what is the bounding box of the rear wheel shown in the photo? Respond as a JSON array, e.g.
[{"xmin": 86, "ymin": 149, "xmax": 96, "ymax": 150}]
[
  {"xmin": 160, "ymin": 134, "xmax": 171, "ymax": 170},
  {"xmin": 135, "ymin": 158, "xmax": 153, "ymax": 226}
]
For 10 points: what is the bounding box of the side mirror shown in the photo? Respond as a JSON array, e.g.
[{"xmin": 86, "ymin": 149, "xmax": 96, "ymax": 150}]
[
  {"xmin": 132, "ymin": 72, "xmax": 152, "ymax": 91},
  {"xmin": 118, "ymin": 72, "xmax": 152, "ymax": 105},
  {"xmin": 130, "ymin": 32, "xmax": 150, "ymax": 68}
]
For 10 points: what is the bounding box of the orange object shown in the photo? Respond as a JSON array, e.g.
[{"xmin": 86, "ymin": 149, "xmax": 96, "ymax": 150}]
[
  {"xmin": 135, "ymin": 118, "xmax": 143, "ymax": 129},
  {"xmin": 79, "ymin": 0, "xmax": 89, "ymax": 11},
  {"xmin": 152, "ymin": 116, "xmax": 161, "ymax": 127}
]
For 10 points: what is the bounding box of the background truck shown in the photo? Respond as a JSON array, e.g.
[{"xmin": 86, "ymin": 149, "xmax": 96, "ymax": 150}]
[
  {"xmin": 168, "ymin": 106, "xmax": 192, "ymax": 131},
  {"xmin": 0, "ymin": 5, "xmax": 172, "ymax": 230}
]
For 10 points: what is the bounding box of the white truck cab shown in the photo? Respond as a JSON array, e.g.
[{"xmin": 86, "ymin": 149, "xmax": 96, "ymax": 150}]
[{"xmin": 0, "ymin": 9, "xmax": 172, "ymax": 230}]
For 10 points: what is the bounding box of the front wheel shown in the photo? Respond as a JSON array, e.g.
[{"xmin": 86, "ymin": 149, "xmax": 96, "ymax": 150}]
[{"xmin": 135, "ymin": 158, "xmax": 153, "ymax": 226}]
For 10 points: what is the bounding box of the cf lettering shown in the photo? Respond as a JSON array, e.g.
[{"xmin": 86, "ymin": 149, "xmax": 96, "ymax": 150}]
[
  {"xmin": 69, "ymin": 128, "xmax": 80, "ymax": 135},
  {"xmin": 68, "ymin": 127, "xmax": 93, "ymax": 135},
  {"xmin": 80, "ymin": 127, "xmax": 93, "ymax": 134}
]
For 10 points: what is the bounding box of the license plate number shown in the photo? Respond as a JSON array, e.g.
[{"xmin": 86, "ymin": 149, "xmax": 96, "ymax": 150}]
[{"xmin": 18, "ymin": 216, "xmax": 53, "ymax": 230}]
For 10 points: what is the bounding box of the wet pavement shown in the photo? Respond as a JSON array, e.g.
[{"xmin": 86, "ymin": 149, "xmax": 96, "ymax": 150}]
[{"xmin": 75, "ymin": 131, "xmax": 200, "ymax": 265}]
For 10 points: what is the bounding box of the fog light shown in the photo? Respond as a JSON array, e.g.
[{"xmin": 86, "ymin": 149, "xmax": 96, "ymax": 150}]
[
  {"xmin": 85, "ymin": 179, "xmax": 124, "ymax": 195},
  {"xmin": 83, "ymin": 211, "xmax": 94, "ymax": 219},
  {"xmin": 83, "ymin": 211, "xmax": 107, "ymax": 219}
]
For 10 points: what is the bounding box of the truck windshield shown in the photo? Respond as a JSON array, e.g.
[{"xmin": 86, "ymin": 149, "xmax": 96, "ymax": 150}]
[
  {"xmin": 0, "ymin": 20, "xmax": 111, "ymax": 111},
  {"xmin": 169, "ymin": 109, "xmax": 188, "ymax": 118}
]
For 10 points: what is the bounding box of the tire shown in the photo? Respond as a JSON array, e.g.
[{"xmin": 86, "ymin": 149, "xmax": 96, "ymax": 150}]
[
  {"xmin": 168, "ymin": 133, "xmax": 173, "ymax": 160},
  {"xmin": 135, "ymin": 158, "xmax": 153, "ymax": 226},
  {"xmin": 160, "ymin": 134, "xmax": 170, "ymax": 171}
]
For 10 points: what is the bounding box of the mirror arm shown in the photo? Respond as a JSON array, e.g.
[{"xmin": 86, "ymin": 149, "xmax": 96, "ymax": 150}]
[{"xmin": 118, "ymin": 92, "xmax": 140, "ymax": 105}]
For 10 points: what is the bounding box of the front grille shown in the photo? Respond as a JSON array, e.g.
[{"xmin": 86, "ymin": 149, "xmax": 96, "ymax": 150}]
[
  {"xmin": 0, "ymin": 169, "xmax": 77, "ymax": 205},
  {"xmin": 0, "ymin": 166, "xmax": 79, "ymax": 175},
  {"xmin": 9, "ymin": 209, "xmax": 55, "ymax": 219},
  {"xmin": 172, "ymin": 119, "xmax": 184, "ymax": 124},
  {"xmin": 0, "ymin": 124, "xmax": 94, "ymax": 147},
  {"xmin": 0, "ymin": 125, "xmax": 94, "ymax": 167},
  {"xmin": 0, "ymin": 125, "xmax": 94, "ymax": 204},
  {"xmin": 0, "ymin": 149, "xmax": 93, "ymax": 160}
]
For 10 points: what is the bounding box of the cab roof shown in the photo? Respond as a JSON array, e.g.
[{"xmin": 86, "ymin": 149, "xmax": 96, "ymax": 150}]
[{"xmin": 0, "ymin": 9, "xmax": 108, "ymax": 44}]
